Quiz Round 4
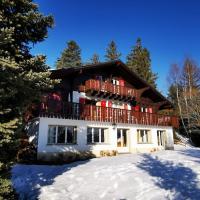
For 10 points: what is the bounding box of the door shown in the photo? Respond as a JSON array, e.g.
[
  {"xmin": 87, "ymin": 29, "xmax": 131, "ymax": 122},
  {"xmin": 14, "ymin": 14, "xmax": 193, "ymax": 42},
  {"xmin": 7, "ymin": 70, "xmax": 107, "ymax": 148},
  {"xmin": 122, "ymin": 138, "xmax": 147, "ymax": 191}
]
[{"xmin": 117, "ymin": 129, "xmax": 129, "ymax": 153}]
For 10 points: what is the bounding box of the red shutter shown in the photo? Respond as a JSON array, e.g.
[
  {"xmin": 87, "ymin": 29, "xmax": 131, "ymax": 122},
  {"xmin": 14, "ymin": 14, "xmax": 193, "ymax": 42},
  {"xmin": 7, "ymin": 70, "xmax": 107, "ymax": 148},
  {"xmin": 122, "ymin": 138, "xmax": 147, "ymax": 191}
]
[
  {"xmin": 108, "ymin": 101, "xmax": 112, "ymax": 107},
  {"xmin": 101, "ymin": 100, "xmax": 106, "ymax": 107},
  {"xmin": 119, "ymin": 79, "xmax": 125, "ymax": 86},
  {"xmin": 149, "ymin": 107, "xmax": 153, "ymax": 113},
  {"xmin": 135, "ymin": 105, "xmax": 140, "ymax": 111}
]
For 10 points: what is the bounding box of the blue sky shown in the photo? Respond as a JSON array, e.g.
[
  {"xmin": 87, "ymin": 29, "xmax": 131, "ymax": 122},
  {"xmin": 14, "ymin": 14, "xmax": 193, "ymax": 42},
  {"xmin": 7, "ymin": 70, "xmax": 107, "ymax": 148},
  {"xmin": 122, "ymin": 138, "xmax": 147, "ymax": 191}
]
[{"xmin": 32, "ymin": 0, "xmax": 200, "ymax": 95}]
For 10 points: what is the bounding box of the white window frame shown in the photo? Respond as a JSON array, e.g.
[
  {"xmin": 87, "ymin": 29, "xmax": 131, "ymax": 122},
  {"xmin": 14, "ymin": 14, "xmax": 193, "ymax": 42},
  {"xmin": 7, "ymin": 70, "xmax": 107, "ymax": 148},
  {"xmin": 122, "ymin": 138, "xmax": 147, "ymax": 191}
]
[
  {"xmin": 47, "ymin": 125, "xmax": 77, "ymax": 145},
  {"xmin": 157, "ymin": 130, "xmax": 165, "ymax": 146},
  {"xmin": 87, "ymin": 127, "xmax": 107, "ymax": 144},
  {"xmin": 47, "ymin": 125, "xmax": 57, "ymax": 144},
  {"xmin": 137, "ymin": 129, "xmax": 151, "ymax": 144},
  {"xmin": 117, "ymin": 128, "xmax": 128, "ymax": 147}
]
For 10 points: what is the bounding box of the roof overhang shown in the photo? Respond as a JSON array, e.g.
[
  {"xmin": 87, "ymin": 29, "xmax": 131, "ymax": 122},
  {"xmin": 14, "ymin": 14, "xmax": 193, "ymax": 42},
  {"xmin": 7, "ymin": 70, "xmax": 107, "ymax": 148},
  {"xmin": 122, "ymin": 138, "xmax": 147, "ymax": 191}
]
[{"xmin": 50, "ymin": 60, "xmax": 173, "ymax": 108}]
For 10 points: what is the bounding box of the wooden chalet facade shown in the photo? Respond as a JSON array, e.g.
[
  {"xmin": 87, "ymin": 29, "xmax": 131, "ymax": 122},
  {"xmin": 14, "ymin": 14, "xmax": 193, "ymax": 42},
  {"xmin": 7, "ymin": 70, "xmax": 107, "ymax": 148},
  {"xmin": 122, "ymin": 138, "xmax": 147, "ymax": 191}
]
[{"xmin": 34, "ymin": 60, "xmax": 178, "ymax": 161}]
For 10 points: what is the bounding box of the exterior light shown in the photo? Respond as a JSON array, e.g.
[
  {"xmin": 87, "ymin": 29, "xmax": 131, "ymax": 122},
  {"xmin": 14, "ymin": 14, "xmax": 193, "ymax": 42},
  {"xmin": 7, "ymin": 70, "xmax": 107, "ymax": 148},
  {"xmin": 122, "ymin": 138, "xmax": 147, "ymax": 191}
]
[{"xmin": 112, "ymin": 122, "xmax": 117, "ymax": 130}]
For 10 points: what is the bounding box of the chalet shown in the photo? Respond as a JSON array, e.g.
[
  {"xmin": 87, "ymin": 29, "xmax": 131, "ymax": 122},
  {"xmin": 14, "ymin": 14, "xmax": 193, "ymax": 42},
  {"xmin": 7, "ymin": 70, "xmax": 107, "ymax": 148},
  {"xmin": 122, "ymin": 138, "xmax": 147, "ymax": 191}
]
[{"xmin": 31, "ymin": 60, "xmax": 178, "ymax": 161}]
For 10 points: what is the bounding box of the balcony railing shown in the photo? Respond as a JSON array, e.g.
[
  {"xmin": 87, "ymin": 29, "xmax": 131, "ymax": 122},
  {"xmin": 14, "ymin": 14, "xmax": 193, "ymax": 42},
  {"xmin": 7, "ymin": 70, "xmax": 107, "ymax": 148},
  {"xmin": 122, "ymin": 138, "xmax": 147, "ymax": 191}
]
[
  {"xmin": 39, "ymin": 102, "xmax": 179, "ymax": 128},
  {"xmin": 79, "ymin": 79, "xmax": 138, "ymax": 99}
]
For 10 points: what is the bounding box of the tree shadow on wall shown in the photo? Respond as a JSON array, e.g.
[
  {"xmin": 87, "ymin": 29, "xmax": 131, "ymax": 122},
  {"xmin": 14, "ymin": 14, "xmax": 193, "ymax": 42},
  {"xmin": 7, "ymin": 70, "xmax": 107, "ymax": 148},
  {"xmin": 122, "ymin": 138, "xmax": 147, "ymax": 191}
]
[{"xmin": 137, "ymin": 154, "xmax": 200, "ymax": 200}]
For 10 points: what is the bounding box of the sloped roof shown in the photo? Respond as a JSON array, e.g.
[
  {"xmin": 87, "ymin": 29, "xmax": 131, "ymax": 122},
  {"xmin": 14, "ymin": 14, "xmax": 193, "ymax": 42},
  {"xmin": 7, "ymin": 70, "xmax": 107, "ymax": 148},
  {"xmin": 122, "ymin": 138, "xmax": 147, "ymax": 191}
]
[{"xmin": 50, "ymin": 60, "xmax": 172, "ymax": 107}]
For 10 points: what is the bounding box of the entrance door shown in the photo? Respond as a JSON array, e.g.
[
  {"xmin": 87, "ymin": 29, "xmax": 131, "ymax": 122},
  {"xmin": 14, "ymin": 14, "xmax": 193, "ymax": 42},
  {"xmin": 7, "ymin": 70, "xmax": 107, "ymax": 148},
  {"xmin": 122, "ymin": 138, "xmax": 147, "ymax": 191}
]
[{"xmin": 117, "ymin": 129, "xmax": 129, "ymax": 153}]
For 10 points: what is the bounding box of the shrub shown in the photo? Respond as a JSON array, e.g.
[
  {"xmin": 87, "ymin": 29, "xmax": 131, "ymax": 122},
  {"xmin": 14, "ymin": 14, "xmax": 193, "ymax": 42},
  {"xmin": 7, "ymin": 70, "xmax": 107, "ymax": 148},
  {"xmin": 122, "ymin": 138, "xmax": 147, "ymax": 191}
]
[
  {"xmin": 17, "ymin": 140, "xmax": 37, "ymax": 163},
  {"xmin": 100, "ymin": 150, "xmax": 118, "ymax": 157}
]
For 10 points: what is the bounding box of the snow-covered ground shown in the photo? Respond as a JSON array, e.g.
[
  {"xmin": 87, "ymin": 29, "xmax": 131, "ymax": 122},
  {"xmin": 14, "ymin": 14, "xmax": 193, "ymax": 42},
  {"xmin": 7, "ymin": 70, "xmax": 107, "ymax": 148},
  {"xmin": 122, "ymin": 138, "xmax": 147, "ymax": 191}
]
[{"xmin": 12, "ymin": 145, "xmax": 200, "ymax": 200}]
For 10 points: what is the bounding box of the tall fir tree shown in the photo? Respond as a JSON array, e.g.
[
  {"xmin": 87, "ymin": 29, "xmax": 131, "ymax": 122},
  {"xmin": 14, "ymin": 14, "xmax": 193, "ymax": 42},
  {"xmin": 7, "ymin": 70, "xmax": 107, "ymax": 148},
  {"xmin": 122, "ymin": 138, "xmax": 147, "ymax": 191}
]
[
  {"xmin": 90, "ymin": 53, "xmax": 100, "ymax": 64},
  {"xmin": 0, "ymin": 0, "xmax": 55, "ymax": 198},
  {"xmin": 126, "ymin": 38, "xmax": 157, "ymax": 87},
  {"xmin": 56, "ymin": 40, "xmax": 82, "ymax": 69},
  {"xmin": 105, "ymin": 40, "xmax": 121, "ymax": 61}
]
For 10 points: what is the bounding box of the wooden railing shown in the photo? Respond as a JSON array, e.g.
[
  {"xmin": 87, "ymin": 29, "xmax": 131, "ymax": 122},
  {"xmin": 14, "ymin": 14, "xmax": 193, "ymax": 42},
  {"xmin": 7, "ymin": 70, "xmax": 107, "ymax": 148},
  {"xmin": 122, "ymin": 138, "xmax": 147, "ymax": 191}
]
[
  {"xmin": 79, "ymin": 79, "xmax": 138, "ymax": 99},
  {"xmin": 39, "ymin": 102, "xmax": 179, "ymax": 128}
]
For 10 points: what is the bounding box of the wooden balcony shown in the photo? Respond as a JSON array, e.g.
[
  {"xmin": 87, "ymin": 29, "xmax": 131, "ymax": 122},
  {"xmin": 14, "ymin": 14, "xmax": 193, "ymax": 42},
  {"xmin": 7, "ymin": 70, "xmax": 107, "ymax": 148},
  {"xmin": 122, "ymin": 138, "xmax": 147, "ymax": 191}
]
[
  {"xmin": 79, "ymin": 79, "xmax": 138, "ymax": 100},
  {"xmin": 39, "ymin": 102, "xmax": 179, "ymax": 128}
]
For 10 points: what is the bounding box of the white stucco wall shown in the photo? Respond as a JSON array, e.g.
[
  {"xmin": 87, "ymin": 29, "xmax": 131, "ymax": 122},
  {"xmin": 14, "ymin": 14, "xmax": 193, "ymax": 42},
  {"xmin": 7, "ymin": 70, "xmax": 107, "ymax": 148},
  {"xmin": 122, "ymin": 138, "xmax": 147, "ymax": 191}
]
[{"xmin": 37, "ymin": 117, "xmax": 174, "ymax": 159}]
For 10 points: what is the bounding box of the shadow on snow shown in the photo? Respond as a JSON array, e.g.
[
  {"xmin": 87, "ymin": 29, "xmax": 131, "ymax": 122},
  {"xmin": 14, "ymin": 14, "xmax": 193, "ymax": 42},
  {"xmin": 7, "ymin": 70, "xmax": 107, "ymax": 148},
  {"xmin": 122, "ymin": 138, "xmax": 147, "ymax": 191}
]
[
  {"xmin": 178, "ymin": 148, "xmax": 200, "ymax": 164},
  {"xmin": 137, "ymin": 154, "xmax": 200, "ymax": 200},
  {"xmin": 12, "ymin": 159, "xmax": 90, "ymax": 200}
]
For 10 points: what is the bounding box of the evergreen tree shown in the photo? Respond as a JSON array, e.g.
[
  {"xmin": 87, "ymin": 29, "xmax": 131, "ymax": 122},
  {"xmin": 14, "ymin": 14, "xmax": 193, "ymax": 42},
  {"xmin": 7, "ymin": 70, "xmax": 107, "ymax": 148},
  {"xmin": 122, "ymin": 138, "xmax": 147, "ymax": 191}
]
[
  {"xmin": 167, "ymin": 84, "xmax": 179, "ymax": 115},
  {"xmin": 56, "ymin": 40, "xmax": 82, "ymax": 69},
  {"xmin": 0, "ymin": 0, "xmax": 55, "ymax": 198},
  {"xmin": 126, "ymin": 38, "xmax": 157, "ymax": 87},
  {"xmin": 105, "ymin": 40, "xmax": 121, "ymax": 61},
  {"xmin": 90, "ymin": 53, "xmax": 100, "ymax": 64}
]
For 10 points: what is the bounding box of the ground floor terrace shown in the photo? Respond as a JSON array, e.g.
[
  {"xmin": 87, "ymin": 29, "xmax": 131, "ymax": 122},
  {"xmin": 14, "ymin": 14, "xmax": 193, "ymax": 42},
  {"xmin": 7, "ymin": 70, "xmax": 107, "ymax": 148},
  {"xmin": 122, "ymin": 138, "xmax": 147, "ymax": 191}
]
[{"xmin": 37, "ymin": 117, "xmax": 174, "ymax": 161}]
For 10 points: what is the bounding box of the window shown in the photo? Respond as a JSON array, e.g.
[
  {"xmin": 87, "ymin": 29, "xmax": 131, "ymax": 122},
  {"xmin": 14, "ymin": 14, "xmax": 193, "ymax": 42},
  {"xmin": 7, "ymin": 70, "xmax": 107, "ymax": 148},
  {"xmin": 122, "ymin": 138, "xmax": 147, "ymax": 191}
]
[
  {"xmin": 48, "ymin": 126, "xmax": 56, "ymax": 144},
  {"xmin": 137, "ymin": 129, "xmax": 151, "ymax": 143},
  {"xmin": 57, "ymin": 126, "xmax": 65, "ymax": 143},
  {"xmin": 47, "ymin": 125, "xmax": 77, "ymax": 144},
  {"xmin": 93, "ymin": 128, "xmax": 100, "ymax": 142},
  {"xmin": 87, "ymin": 127, "xmax": 108, "ymax": 144},
  {"xmin": 67, "ymin": 126, "xmax": 77, "ymax": 144},
  {"xmin": 157, "ymin": 130, "xmax": 165, "ymax": 146},
  {"xmin": 87, "ymin": 127, "xmax": 92, "ymax": 143}
]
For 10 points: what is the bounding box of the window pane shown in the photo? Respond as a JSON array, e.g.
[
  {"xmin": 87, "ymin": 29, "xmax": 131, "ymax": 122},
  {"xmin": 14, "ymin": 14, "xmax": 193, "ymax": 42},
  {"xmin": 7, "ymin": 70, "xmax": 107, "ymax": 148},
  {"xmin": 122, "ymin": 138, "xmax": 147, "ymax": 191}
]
[
  {"xmin": 101, "ymin": 129, "xmax": 105, "ymax": 143},
  {"xmin": 123, "ymin": 130, "xmax": 127, "ymax": 147},
  {"xmin": 87, "ymin": 128, "xmax": 92, "ymax": 143},
  {"xmin": 144, "ymin": 130, "xmax": 148, "ymax": 143},
  {"xmin": 160, "ymin": 132, "xmax": 163, "ymax": 145},
  {"xmin": 137, "ymin": 130, "xmax": 150, "ymax": 143},
  {"xmin": 157, "ymin": 131, "xmax": 160, "ymax": 145},
  {"xmin": 141, "ymin": 130, "xmax": 144, "ymax": 143},
  {"xmin": 48, "ymin": 126, "xmax": 56, "ymax": 144},
  {"xmin": 57, "ymin": 126, "xmax": 65, "ymax": 143},
  {"xmin": 117, "ymin": 129, "xmax": 122, "ymax": 147},
  {"xmin": 67, "ymin": 126, "xmax": 77, "ymax": 144},
  {"xmin": 94, "ymin": 128, "xmax": 99, "ymax": 143},
  {"xmin": 73, "ymin": 127, "xmax": 77, "ymax": 144}
]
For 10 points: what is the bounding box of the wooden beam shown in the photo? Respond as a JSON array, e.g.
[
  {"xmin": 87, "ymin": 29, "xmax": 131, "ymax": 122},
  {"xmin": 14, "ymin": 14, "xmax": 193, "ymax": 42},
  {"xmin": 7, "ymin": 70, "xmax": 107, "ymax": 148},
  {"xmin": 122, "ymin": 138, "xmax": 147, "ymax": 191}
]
[
  {"xmin": 154, "ymin": 101, "xmax": 169, "ymax": 111},
  {"xmin": 136, "ymin": 87, "xmax": 150, "ymax": 101}
]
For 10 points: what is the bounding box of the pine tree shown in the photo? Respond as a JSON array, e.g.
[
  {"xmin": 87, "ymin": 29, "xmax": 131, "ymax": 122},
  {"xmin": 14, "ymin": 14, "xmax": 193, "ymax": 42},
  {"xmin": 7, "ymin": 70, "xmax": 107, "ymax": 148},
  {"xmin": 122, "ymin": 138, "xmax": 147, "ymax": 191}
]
[
  {"xmin": 56, "ymin": 40, "xmax": 82, "ymax": 69},
  {"xmin": 105, "ymin": 40, "xmax": 121, "ymax": 61},
  {"xmin": 0, "ymin": 0, "xmax": 55, "ymax": 198},
  {"xmin": 90, "ymin": 53, "xmax": 100, "ymax": 64},
  {"xmin": 126, "ymin": 38, "xmax": 157, "ymax": 87}
]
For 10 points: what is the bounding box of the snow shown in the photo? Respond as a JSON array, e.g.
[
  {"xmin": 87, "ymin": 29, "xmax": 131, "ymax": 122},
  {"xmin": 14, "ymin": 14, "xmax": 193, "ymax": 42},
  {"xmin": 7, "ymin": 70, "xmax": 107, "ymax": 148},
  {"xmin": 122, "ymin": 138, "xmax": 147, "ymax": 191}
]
[{"xmin": 12, "ymin": 145, "xmax": 200, "ymax": 200}]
